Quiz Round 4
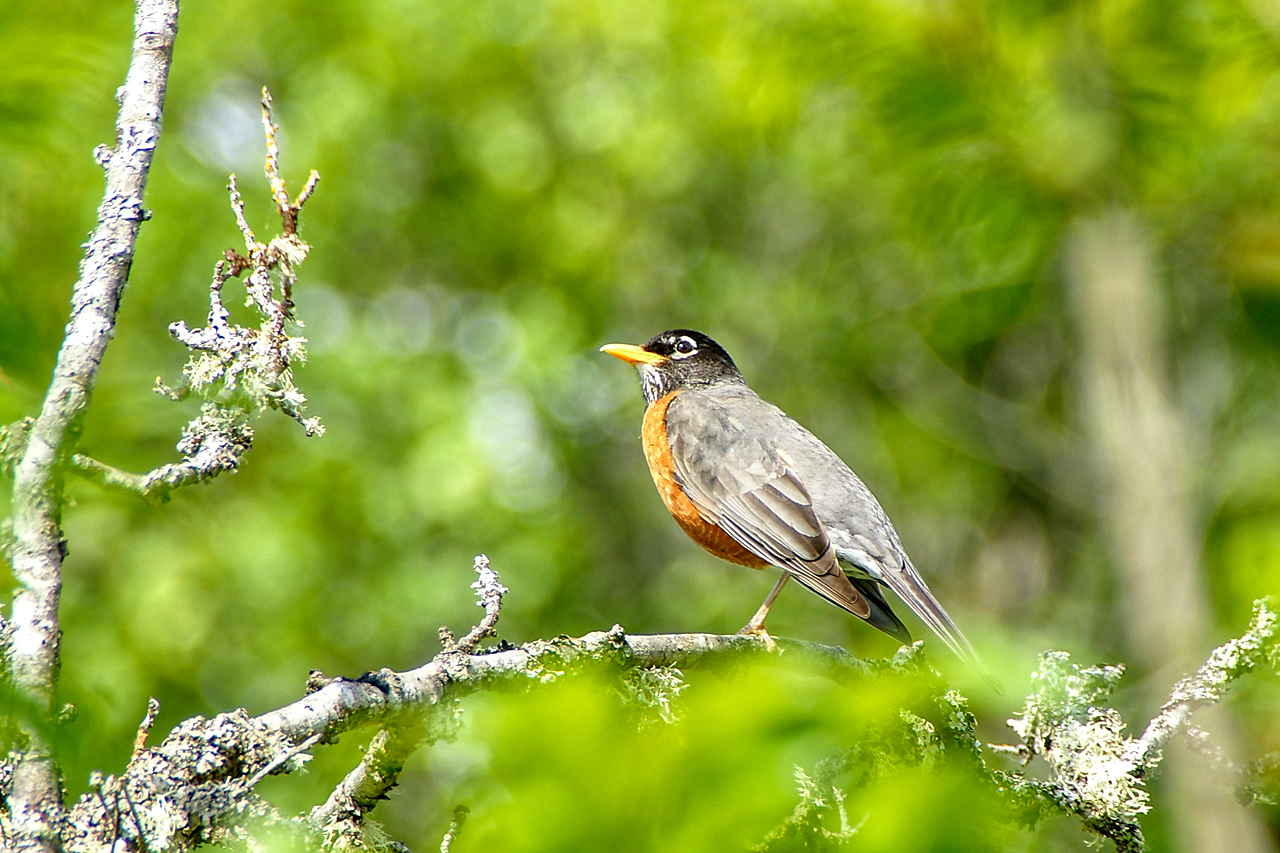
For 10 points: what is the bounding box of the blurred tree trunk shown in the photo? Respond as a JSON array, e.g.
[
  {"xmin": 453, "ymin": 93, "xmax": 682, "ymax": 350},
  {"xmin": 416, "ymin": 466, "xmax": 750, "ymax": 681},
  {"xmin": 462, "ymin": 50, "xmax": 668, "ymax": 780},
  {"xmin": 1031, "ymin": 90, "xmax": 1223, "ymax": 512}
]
[{"xmin": 1067, "ymin": 209, "xmax": 1273, "ymax": 853}]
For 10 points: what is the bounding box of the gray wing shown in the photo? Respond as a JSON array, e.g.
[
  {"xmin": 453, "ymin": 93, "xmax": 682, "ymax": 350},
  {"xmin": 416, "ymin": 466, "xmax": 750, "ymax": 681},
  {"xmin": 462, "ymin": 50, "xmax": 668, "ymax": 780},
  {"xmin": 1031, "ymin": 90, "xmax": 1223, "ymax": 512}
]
[
  {"xmin": 763, "ymin": 406, "xmax": 980, "ymax": 664},
  {"xmin": 664, "ymin": 392, "xmax": 871, "ymax": 620}
]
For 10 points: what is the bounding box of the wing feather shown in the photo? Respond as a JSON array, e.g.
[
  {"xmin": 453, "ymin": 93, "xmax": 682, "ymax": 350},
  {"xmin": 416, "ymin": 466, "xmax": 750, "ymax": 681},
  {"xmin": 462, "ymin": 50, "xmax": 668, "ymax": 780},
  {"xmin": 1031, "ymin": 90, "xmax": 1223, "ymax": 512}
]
[{"xmin": 665, "ymin": 394, "xmax": 870, "ymax": 619}]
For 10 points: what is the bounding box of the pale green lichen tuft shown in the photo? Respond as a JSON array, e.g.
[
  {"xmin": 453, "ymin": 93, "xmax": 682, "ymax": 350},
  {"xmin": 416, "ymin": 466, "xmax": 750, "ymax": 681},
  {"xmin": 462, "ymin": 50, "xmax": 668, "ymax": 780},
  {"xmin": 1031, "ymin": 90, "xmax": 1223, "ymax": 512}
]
[
  {"xmin": 1052, "ymin": 708, "xmax": 1149, "ymax": 821},
  {"xmin": 164, "ymin": 318, "xmax": 321, "ymax": 437},
  {"xmin": 618, "ymin": 665, "xmax": 687, "ymax": 727},
  {"xmin": 0, "ymin": 418, "xmax": 33, "ymax": 478},
  {"xmin": 1010, "ymin": 651, "xmax": 1125, "ymax": 750},
  {"xmin": 1009, "ymin": 652, "xmax": 1147, "ymax": 826}
]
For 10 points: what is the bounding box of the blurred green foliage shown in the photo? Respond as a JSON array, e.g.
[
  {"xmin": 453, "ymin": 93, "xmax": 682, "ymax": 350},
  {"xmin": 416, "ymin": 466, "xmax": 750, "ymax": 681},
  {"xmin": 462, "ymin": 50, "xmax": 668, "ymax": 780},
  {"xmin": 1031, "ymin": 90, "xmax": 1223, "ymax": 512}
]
[{"xmin": 3, "ymin": 0, "xmax": 1280, "ymax": 848}]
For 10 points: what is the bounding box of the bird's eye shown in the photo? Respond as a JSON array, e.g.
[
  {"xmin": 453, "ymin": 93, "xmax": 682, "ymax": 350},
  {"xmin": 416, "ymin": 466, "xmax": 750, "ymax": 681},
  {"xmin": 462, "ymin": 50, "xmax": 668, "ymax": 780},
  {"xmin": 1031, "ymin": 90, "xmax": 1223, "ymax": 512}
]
[{"xmin": 672, "ymin": 337, "xmax": 697, "ymax": 357}]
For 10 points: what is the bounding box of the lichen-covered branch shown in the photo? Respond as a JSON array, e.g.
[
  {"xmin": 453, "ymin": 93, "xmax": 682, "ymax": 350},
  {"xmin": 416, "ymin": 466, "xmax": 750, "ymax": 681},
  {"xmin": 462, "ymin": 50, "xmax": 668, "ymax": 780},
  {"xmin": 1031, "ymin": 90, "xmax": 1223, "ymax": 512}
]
[
  {"xmin": 306, "ymin": 556, "xmax": 506, "ymax": 848},
  {"xmin": 1005, "ymin": 653, "xmax": 1148, "ymax": 849},
  {"xmin": 437, "ymin": 805, "xmax": 469, "ymax": 853},
  {"xmin": 62, "ymin": 558, "xmax": 924, "ymax": 853},
  {"xmin": 53, "ymin": 557, "xmax": 1277, "ymax": 853},
  {"xmin": 62, "ymin": 87, "xmax": 322, "ymax": 510},
  {"xmin": 2, "ymin": 2, "xmax": 178, "ymax": 850},
  {"xmin": 1127, "ymin": 600, "xmax": 1278, "ymax": 773},
  {"xmin": 996, "ymin": 600, "xmax": 1276, "ymax": 851},
  {"xmin": 761, "ymin": 600, "xmax": 1278, "ymax": 853},
  {"xmin": 257, "ymin": 625, "xmax": 911, "ymax": 754},
  {"xmin": 449, "ymin": 555, "xmax": 507, "ymax": 654},
  {"xmin": 69, "ymin": 405, "xmax": 253, "ymax": 505},
  {"xmin": 308, "ymin": 725, "xmax": 424, "ymax": 851},
  {"xmin": 161, "ymin": 88, "xmax": 323, "ymax": 437}
]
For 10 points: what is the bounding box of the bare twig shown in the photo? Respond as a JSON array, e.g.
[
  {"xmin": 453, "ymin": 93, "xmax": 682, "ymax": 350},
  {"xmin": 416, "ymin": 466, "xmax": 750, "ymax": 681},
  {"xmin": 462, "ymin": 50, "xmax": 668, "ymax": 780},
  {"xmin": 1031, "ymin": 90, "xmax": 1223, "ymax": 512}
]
[
  {"xmin": 130, "ymin": 698, "xmax": 161, "ymax": 763},
  {"xmin": 3, "ymin": 2, "xmax": 178, "ymax": 849},
  {"xmin": 449, "ymin": 555, "xmax": 507, "ymax": 654},
  {"xmin": 439, "ymin": 805, "xmax": 469, "ymax": 853}
]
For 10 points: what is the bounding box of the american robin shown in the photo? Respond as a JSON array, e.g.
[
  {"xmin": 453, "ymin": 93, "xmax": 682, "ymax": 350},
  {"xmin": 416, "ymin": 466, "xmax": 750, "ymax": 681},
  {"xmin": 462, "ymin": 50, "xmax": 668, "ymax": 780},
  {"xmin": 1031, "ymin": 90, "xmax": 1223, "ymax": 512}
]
[{"xmin": 601, "ymin": 329, "xmax": 977, "ymax": 663}]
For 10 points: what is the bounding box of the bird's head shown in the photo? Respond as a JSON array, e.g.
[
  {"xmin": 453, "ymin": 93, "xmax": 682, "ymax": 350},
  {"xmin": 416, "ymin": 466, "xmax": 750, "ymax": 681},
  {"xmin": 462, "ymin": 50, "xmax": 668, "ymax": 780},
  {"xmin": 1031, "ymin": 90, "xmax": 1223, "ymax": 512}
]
[{"xmin": 600, "ymin": 329, "xmax": 743, "ymax": 405}]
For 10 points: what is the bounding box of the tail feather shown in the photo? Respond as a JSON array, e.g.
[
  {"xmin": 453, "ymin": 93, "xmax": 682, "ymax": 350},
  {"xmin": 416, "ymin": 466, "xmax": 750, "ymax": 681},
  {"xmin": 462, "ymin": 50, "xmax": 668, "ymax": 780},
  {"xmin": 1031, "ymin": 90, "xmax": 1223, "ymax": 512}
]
[
  {"xmin": 878, "ymin": 557, "xmax": 980, "ymax": 666},
  {"xmin": 848, "ymin": 575, "xmax": 913, "ymax": 646}
]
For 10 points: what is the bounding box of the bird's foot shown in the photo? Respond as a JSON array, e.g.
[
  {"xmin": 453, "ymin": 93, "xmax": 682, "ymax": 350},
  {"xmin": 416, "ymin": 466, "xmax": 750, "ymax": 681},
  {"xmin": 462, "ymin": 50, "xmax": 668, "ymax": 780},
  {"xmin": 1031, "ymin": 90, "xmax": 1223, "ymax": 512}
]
[{"xmin": 736, "ymin": 623, "xmax": 778, "ymax": 652}]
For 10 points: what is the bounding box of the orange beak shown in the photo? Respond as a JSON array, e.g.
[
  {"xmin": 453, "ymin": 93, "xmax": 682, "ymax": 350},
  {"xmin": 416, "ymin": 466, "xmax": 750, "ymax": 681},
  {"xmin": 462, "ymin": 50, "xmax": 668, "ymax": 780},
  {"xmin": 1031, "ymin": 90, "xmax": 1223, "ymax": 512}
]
[{"xmin": 599, "ymin": 343, "xmax": 667, "ymax": 366}]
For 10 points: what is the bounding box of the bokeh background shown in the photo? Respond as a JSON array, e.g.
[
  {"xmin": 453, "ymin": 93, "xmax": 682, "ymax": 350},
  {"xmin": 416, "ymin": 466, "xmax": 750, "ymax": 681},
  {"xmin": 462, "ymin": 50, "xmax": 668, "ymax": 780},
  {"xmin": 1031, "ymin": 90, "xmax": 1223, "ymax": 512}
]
[{"xmin": 2, "ymin": 0, "xmax": 1279, "ymax": 849}]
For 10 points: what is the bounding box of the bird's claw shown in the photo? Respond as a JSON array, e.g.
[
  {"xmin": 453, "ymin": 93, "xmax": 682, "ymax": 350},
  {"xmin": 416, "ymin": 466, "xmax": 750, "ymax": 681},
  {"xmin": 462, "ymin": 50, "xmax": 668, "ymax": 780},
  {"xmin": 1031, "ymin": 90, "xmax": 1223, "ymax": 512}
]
[{"xmin": 737, "ymin": 623, "xmax": 778, "ymax": 652}]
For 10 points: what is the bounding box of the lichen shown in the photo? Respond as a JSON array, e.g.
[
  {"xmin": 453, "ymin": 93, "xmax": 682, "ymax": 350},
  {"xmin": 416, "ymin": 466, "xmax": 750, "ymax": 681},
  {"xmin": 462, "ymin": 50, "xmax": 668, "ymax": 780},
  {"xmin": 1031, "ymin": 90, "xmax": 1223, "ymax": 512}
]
[
  {"xmin": 158, "ymin": 90, "xmax": 323, "ymax": 441},
  {"xmin": 1008, "ymin": 652, "xmax": 1147, "ymax": 829},
  {"xmin": 617, "ymin": 665, "xmax": 687, "ymax": 726},
  {"xmin": 0, "ymin": 418, "xmax": 33, "ymax": 478}
]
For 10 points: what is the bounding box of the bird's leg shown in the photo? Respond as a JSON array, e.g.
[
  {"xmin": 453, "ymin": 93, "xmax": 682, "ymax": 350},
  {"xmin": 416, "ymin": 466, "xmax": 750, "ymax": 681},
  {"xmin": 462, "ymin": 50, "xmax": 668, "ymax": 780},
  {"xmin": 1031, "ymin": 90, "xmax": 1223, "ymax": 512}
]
[{"xmin": 738, "ymin": 573, "xmax": 791, "ymax": 638}]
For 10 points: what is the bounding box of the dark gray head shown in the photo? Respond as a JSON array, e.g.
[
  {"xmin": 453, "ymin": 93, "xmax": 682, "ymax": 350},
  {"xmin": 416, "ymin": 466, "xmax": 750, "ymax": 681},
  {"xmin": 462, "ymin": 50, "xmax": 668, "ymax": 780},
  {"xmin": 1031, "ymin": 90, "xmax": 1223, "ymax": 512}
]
[{"xmin": 600, "ymin": 329, "xmax": 745, "ymax": 405}]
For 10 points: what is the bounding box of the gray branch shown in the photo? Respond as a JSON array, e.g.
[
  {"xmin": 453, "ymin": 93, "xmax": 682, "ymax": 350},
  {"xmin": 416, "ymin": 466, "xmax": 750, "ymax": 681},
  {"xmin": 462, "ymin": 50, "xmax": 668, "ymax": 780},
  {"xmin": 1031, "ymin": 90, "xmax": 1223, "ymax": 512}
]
[
  {"xmin": 307, "ymin": 725, "xmax": 423, "ymax": 849},
  {"xmin": 62, "ymin": 558, "xmax": 923, "ymax": 853},
  {"xmin": 47, "ymin": 554, "xmax": 1277, "ymax": 853},
  {"xmin": 259, "ymin": 627, "xmax": 917, "ymax": 748},
  {"xmin": 1128, "ymin": 600, "xmax": 1278, "ymax": 774},
  {"xmin": 69, "ymin": 405, "xmax": 253, "ymax": 505},
  {"xmin": 3, "ymin": 1, "xmax": 178, "ymax": 850},
  {"xmin": 308, "ymin": 557, "xmax": 506, "ymax": 846},
  {"xmin": 438, "ymin": 805, "xmax": 469, "ymax": 853}
]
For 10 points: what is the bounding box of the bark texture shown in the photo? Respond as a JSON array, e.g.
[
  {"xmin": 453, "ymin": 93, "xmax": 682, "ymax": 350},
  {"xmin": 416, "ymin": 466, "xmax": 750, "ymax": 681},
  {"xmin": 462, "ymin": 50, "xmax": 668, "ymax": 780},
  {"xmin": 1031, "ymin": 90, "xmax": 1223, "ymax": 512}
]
[{"xmin": 4, "ymin": 2, "xmax": 179, "ymax": 850}]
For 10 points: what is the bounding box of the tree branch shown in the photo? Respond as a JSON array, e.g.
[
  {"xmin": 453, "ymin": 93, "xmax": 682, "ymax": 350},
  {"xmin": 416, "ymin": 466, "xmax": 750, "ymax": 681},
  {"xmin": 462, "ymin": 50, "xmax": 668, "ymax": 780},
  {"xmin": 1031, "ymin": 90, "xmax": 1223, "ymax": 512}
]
[
  {"xmin": 308, "ymin": 557, "xmax": 506, "ymax": 846},
  {"xmin": 160, "ymin": 88, "xmax": 324, "ymax": 438},
  {"xmin": 68, "ymin": 405, "xmax": 253, "ymax": 505},
  {"xmin": 3, "ymin": 1, "xmax": 178, "ymax": 849},
  {"xmin": 62, "ymin": 558, "xmax": 925, "ymax": 852},
  {"xmin": 258, "ymin": 628, "xmax": 922, "ymax": 748},
  {"xmin": 308, "ymin": 725, "xmax": 422, "ymax": 850},
  {"xmin": 1127, "ymin": 599, "xmax": 1278, "ymax": 775},
  {"xmin": 49, "ymin": 552, "xmax": 1276, "ymax": 853},
  {"xmin": 995, "ymin": 598, "xmax": 1279, "ymax": 851},
  {"xmin": 64, "ymin": 88, "xmax": 322, "ymax": 510},
  {"xmin": 438, "ymin": 805, "xmax": 469, "ymax": 853}
]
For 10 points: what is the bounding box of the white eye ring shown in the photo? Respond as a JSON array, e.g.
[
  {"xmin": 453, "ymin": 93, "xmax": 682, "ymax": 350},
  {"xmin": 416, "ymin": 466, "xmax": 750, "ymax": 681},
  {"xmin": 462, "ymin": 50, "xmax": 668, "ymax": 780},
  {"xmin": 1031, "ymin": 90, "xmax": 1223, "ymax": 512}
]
[{"xmin": 671, "ymin": 336, "xmax": 698, "ymax": 359}]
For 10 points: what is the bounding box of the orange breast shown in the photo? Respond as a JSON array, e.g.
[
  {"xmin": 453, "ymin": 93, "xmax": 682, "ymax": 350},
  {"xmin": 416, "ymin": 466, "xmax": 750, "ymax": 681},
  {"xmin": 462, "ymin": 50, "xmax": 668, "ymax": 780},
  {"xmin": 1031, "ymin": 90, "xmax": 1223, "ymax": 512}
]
[{"xmin": 642, "ymin": 391, "xmax": 769, "ymax": 569}]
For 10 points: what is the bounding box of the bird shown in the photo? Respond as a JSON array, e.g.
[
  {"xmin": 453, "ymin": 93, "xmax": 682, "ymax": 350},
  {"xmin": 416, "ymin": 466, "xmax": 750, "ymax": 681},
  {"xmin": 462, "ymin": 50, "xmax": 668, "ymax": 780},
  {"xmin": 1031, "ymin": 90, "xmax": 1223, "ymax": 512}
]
[{"xmin": 601, "ymin": 328, "xmax": 977, "ymax": 663}]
